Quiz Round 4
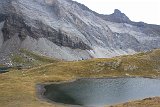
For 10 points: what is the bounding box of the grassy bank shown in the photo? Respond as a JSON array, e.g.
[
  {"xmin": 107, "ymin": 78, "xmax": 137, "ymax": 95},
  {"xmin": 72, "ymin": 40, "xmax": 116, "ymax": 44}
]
[{"xmin": 0, "ymin": 49, "xmax": 160, "ymax": 107}]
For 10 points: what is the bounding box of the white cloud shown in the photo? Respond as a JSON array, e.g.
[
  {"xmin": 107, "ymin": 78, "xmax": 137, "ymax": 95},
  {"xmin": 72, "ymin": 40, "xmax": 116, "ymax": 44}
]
[{"xmin": 73, "ymin": 0, "xmax": 160, "ymax": 25}]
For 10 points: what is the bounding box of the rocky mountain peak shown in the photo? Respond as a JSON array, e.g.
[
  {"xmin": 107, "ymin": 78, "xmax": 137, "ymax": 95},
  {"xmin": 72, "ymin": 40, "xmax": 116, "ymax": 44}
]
[
  {"xmin": 113, "ymin": 9, "xmax": 129, "ymax": 20},
  {"xmin": 114, "ymin": 9, "xmax": 122, "ymax": 14},
  {"xmin": 102, "ymin": 9, "xmax": 130, "ymax": 23}
]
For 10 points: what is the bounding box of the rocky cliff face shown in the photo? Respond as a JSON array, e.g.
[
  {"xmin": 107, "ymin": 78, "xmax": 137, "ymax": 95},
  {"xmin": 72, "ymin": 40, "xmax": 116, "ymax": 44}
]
[
  {"xmin": 0, "ymin": 0, "xmax": 160, "ymax": 64},
  {"xmin": 100, "ymin": 9, "xmax": 131, "ymax": 23}
]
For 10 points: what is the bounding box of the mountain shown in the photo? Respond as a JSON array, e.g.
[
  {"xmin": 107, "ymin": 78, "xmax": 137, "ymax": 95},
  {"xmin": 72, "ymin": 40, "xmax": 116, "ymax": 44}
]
[
  {"xmin": 0, "ymin": 0, "xmax": 160, "ymax": 64},
  {"xmin": 100, "ymin": 9, "xmax": 131, "ymax": 23}
]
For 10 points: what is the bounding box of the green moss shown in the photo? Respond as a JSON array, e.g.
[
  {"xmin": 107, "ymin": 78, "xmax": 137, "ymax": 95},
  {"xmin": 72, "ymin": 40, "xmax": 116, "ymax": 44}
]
[
  {"xmin": 11, "ymin": 54, "xmax": 25, "ymax": 64},
  {"xmin": 10, "ymin": 49, "xmax": 59, "ymax": 68},
  {"xmin": 20, "ymin": 49, "xmax": 58, "ymax": 63}
]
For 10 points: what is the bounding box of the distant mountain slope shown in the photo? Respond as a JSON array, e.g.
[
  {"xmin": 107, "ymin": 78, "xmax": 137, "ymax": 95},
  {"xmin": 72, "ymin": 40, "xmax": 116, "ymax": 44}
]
[{"xmin": 0, "ymin": 0, "xmax": 160, "ymax": 64}]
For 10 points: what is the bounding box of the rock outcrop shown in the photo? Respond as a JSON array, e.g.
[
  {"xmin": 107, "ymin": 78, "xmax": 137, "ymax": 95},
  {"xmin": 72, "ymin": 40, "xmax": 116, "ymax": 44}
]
[{"xmin": 0, "ymin": 0, "xmax": 160, "ymax": 64}]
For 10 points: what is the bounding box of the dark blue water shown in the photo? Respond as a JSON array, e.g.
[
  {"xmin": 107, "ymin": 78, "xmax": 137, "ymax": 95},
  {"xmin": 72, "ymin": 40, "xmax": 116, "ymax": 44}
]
[
  {"xmin": 0, "ymin": 67, "xmax": 10, "ymax": 73},
  {"xmin": 43, "ymin": 78, "xmax": 160, "ymax": 107}
]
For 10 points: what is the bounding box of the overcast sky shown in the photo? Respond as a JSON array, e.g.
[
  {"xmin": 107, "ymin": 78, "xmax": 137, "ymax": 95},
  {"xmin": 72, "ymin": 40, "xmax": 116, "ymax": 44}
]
[{"xmin": 73, "ymin": 0, "xmax": 160, "ymax": 25}]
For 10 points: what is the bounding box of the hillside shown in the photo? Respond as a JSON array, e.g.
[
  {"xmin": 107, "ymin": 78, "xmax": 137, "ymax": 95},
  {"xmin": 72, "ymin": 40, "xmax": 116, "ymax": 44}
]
[
  {"xmin": 0, "ymin": 0, "xmax": 160, "ymax": 106},
  {"xmin": 0, "ymin": 49, "xmax": 160, "ymax": 107},
  {"xmin": 0, "ymin": 0, "xmax": 160, "ymax": 65}
]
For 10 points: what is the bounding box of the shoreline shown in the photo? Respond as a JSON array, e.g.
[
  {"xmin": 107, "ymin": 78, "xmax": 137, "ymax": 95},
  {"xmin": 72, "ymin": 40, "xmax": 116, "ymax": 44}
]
[
  {"xmin": 36, "ymin": 76, "xmax": 160, "ymax": 107},
  {"xmin": 36, "ymin": 82, "xmax": 85, "ymax": 107}
]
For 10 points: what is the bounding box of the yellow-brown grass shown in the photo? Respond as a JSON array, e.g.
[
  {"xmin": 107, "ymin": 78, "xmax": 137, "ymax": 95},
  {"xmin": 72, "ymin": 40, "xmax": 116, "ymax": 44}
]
[{"xmin": 1, "ymin": 49, "xmax": 160, "ymax": 107}]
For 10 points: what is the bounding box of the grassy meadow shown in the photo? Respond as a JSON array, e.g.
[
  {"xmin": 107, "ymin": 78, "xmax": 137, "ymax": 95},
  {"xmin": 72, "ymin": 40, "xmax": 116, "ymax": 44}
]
[{"xmin": 0, "ymin": 49, "xmax": 160, "ymax": 107}]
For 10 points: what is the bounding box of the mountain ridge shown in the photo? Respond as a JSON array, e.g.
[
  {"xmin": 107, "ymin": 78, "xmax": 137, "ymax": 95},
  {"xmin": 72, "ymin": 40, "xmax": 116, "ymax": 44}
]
[{"xmin": 0, "ymin": 0, "xmax": 160, "ymax": 65}]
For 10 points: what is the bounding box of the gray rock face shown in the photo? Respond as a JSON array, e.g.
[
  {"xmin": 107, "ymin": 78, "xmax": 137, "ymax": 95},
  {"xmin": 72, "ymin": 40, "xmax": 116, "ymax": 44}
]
[
  {"xmin": 100, "ymin": 9, "xmax": 131, "ymax": 23},
  {"xmin": 0, "ymin": 0, "xmax": 160, "ymax": 63}
]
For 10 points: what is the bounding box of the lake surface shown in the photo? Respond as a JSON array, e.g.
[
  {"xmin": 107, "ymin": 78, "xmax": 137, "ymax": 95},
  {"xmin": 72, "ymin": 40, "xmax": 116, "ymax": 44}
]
[
  {"xmin": 43, "ymin": 78, "xmax": 160, "ymax": 107},
  {"xmin": 0, "ymin": 67, "xmax": 10, "ymax": 73}
]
